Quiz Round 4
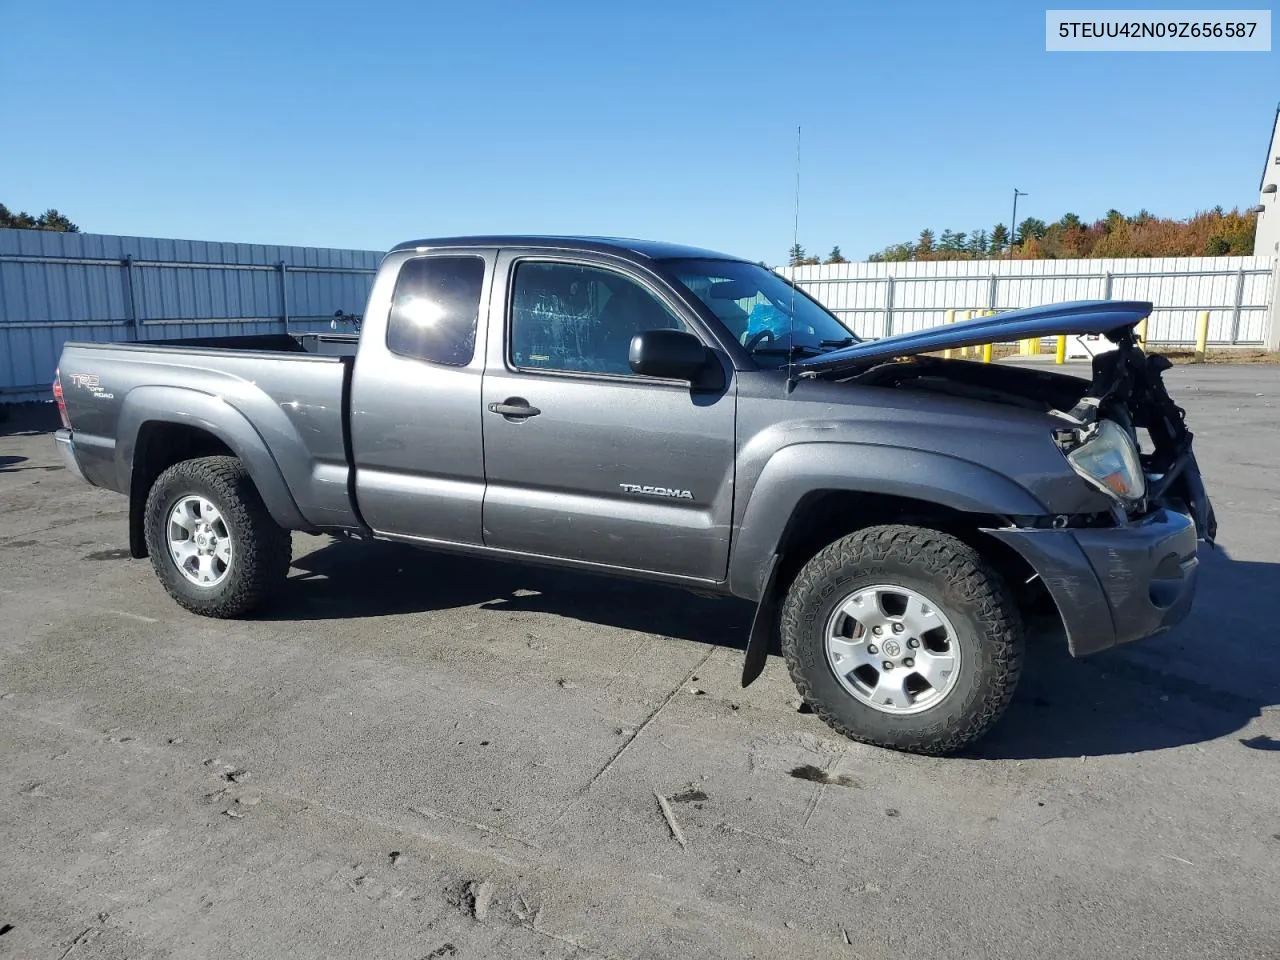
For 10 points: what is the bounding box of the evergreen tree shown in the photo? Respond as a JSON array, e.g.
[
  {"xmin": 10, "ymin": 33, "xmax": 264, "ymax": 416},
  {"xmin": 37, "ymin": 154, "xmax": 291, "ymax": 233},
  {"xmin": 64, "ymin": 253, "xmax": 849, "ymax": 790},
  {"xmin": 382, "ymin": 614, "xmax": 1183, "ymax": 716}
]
[
  {"xmin": 36, "ymin": 209, "xmax": 79, "ymax": 232},
  {"xmin": 0, "ymin": 203, "xmax": 79, "ymax": 231},
  {"xmin": 1016, "ymin": 217, "xmax": 1047, "ymax": 243}
]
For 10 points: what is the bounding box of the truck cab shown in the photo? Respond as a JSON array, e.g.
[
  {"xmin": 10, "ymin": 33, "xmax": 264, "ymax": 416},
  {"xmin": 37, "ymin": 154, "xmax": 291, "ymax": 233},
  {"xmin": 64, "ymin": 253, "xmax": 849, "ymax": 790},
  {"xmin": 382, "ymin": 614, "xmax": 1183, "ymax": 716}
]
[{"xmin": 347, "ymin": 239, "xmax": 744, "ymax": 583}]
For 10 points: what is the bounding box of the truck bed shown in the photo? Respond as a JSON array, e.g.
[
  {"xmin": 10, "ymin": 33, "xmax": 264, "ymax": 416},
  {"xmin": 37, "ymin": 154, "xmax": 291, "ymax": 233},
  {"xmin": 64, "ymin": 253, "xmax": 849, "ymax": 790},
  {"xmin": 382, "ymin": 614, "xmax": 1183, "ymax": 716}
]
[{"xmin": 56, "ymin": 336, "xmax": 362, "ymax": 531}]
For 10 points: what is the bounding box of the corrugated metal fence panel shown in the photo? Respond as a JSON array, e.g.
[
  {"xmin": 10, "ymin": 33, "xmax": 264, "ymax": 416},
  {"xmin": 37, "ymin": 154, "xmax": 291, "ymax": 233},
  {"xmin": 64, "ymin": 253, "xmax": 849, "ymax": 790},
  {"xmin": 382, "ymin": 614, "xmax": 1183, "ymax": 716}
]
[
  {"xmin": 286, "ymin": 265, "xmax": 377, "ymax": 331},
  {"xmin": 794, "ymin": 262, "xmax": 892, "ymax": 338},
  {"xmin": 1, "ymin": 324, "xmax": 134, "ymax": 404},
  {"xmin": 780, "ymin": 255, "xmax": 1276, "ymax": 346},
  {"xmin": 0, "ymin": 229, "xmax": 383, "ymax": 401}
]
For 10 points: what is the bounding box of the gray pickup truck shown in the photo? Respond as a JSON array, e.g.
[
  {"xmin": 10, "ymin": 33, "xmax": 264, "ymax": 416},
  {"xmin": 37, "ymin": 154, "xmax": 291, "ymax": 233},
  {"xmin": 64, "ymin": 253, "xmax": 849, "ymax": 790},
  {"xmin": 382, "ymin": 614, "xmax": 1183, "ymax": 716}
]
[{"xmin": 52, "ymin": 235, "xmax": 1216, "ymax": 754}]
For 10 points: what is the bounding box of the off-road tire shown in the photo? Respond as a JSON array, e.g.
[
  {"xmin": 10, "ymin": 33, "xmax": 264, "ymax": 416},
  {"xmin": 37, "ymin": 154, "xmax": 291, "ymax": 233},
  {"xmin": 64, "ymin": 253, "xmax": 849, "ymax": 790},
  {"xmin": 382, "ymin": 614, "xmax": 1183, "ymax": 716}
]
[
  {"xmin": 780, "ymin": 524, "xmax": 1023, "ymax": 755},
  {"xmin": 143, "ymin": 455, "xmax": 291, "ymax": 618}
]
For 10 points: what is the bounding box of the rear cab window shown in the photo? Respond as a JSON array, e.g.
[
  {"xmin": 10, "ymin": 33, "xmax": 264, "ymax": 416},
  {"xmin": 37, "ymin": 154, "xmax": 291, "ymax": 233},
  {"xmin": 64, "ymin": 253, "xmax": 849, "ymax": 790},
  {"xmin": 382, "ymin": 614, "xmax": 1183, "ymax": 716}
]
[{"xmin": 386, "ymin": 256, "xmax": 487, "ymax": 366}]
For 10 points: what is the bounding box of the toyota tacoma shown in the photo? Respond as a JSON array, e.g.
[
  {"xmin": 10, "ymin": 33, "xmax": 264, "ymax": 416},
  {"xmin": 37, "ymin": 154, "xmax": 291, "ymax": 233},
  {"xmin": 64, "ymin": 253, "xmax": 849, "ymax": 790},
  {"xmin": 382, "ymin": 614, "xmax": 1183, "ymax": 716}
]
[{"xmin": 51, "ymin": 236, "xmax": 1216, "ymax": 754}]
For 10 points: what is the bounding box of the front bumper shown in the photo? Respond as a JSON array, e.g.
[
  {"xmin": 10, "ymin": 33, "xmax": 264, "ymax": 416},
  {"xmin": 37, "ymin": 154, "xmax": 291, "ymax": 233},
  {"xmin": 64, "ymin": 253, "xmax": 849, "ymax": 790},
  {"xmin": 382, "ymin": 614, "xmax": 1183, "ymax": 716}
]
[
  {"xmin": 985, "ymin": 507, "xmax": 1199, "ymax": 657},
  {"xmin": 54, "ymin": 428, "xmax": 88, "ymax": 483}
]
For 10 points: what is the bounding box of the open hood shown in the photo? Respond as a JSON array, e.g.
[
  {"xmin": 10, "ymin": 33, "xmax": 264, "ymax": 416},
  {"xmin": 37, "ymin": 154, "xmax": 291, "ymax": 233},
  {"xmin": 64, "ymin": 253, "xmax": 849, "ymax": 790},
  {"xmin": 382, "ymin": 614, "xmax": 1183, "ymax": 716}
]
[{"xmin": 796, "ymin": 299, "xmax": 1153, "ymax": 374}]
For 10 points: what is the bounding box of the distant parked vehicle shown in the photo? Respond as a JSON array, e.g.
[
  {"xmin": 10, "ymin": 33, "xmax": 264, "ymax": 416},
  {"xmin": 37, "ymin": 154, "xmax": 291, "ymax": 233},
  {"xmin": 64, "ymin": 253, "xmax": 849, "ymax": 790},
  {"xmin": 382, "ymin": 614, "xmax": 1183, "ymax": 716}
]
[{"xmin": 51, "ymin": 235, "xmax": 1215, "ymax": 754}]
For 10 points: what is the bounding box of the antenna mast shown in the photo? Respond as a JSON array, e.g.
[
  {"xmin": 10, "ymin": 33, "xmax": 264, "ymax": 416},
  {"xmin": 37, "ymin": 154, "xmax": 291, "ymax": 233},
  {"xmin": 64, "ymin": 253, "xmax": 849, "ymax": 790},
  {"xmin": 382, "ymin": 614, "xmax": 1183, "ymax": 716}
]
[{"xmin": 787, "ymin": 124, "xmax": 800, "ymax": 388}]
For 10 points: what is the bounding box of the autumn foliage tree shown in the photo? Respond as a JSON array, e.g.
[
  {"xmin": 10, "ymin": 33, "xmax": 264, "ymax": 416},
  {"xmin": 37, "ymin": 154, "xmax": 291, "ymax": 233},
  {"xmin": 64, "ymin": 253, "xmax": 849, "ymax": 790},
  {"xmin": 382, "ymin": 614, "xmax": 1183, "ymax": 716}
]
[{"xmin": 864, "ymin": 206, "xmax": 1257, "ymax": 262}]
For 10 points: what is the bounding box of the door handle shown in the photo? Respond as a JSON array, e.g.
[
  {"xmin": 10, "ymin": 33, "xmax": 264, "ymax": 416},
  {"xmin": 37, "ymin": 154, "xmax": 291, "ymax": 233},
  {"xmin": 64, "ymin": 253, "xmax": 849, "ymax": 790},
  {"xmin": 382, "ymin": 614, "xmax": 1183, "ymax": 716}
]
[{"xmin": 488, "ymin": 398, "xmax": 541, "ymax": 420}]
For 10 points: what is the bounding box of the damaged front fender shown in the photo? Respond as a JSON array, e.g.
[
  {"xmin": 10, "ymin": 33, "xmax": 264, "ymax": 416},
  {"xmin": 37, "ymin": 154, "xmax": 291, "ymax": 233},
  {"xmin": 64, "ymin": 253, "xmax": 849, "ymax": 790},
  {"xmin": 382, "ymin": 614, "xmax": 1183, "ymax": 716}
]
[
  {"xmin": 983, "ymin": 526, "xmax": 1117, "ymax": 656},
  {"xmin": 984, "ymin": 506, "xmax": 1200, "ymax": 657}
]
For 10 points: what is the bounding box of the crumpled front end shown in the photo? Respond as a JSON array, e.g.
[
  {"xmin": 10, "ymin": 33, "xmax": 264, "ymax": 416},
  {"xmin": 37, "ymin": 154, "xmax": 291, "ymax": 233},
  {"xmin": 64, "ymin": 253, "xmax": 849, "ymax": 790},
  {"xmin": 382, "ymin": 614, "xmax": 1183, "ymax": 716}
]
[{"xmin": 982, "ymin": 334, "xmax": 1213, "ymax": 656}]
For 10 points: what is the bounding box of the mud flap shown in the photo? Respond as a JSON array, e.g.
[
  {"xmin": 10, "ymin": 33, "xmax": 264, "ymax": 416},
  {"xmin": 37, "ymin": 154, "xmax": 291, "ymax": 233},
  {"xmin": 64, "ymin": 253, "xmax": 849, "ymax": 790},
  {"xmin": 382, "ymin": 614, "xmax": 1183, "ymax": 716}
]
[
  {"xmin": 741, "ymin": 553, "xmax": 781, "ymax": 687},
  {"xmin": 129, "ymin": 484, "xmax": 149, "ymax": 559}
]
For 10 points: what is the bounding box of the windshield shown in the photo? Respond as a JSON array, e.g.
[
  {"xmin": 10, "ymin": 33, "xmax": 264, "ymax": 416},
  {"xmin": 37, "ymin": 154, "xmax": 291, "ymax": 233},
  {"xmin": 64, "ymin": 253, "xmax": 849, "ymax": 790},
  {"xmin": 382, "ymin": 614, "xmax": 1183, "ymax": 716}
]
[{"xmin": 662, "ymin": 258, "xmax": 861, "ymax": 365}]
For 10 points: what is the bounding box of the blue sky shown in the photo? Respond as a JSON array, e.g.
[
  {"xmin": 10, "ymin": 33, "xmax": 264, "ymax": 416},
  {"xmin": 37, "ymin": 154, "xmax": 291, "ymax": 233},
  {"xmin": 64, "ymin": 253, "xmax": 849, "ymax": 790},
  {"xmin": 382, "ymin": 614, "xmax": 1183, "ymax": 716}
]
[{"xmin": 2, "ymin": 1, "xmax": 1276, "ymax": 262}]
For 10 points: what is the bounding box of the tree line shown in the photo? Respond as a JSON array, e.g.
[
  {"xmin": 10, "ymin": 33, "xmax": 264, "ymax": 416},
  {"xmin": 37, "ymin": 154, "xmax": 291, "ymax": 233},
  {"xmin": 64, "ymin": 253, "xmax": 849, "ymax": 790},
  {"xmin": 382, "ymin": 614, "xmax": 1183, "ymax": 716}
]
[
  {"xmin": 787, "ymin": 244, "xmax": 848, "ymax": 265},
  {"xmin": 1, "ymin": 202, "xmax": 80, "ymax": 232},
  {"xmin": 788, "ymin": 206, "xmax": 1258, "ymax": 265}
]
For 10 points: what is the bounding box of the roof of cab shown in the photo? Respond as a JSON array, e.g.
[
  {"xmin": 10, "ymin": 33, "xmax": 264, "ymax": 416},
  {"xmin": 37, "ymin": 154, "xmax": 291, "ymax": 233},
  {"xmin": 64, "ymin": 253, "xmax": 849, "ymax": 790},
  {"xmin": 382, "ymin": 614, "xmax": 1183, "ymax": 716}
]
[{"xmin": 388, "ymin": 235, "xmax": 746, "ymax": 263}]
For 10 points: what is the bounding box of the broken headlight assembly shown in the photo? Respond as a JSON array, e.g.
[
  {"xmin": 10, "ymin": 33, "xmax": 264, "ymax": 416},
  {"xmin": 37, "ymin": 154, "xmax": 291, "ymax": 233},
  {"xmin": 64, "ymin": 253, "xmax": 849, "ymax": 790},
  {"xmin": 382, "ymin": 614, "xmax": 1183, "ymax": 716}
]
[{"xmin": 1053, "ymin": 418, "xmax": 1146, "ymax": 503}]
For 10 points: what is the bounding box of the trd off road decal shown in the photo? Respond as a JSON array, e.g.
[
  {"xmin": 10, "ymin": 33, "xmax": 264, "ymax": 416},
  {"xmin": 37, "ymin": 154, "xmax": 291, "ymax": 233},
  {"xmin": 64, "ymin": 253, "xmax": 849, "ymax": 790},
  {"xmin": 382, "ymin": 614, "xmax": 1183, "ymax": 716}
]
[{"xmin": 67, "ymin": 373, "xmax": 114, "ymax": 400}]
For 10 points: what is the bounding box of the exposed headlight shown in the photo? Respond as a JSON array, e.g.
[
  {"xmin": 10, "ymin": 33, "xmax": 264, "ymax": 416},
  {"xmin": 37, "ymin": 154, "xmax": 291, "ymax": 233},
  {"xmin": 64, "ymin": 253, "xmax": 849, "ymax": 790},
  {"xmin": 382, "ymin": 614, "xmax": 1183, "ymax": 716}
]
[{"xmin": 1061, "ymin": 419, "xmax": 1146, "ymax": 502}]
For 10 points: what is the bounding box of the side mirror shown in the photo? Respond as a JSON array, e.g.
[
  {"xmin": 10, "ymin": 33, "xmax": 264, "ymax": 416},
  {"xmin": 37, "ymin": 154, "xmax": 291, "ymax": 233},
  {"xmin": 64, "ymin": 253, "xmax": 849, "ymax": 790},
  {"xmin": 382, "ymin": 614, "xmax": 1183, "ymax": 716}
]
[{"xmin": 628, "ymin": 329, "xmax": 715, "ymax": 383}]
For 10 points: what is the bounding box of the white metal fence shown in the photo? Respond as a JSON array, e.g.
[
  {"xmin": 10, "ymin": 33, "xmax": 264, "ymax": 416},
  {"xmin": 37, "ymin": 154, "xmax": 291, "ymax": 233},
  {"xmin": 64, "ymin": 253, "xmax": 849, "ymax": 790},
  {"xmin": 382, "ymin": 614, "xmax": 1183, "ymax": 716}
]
[{"xmin": 778, "ymin": 255, "xmax": 1276, "ymax": 346}]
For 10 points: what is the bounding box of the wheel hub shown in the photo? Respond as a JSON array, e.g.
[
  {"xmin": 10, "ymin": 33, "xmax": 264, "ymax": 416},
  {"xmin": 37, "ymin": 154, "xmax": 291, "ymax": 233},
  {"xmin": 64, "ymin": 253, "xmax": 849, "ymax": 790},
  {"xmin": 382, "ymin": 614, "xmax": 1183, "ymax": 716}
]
[
  {"xmin": 824, "ymin": 584, "xmax": 962, "ymax": 716},
  {"xmin": 167, "ymin": 496, "xmax": 232, "ymax": 587}
]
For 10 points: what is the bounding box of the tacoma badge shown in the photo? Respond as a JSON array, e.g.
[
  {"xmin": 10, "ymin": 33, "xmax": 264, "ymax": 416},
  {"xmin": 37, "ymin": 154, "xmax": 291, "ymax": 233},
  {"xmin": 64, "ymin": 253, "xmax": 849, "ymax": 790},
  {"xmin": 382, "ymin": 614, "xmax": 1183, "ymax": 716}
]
[{"xmin": 619, "ymin": 483, "xmax": 694, "ymax": 500}]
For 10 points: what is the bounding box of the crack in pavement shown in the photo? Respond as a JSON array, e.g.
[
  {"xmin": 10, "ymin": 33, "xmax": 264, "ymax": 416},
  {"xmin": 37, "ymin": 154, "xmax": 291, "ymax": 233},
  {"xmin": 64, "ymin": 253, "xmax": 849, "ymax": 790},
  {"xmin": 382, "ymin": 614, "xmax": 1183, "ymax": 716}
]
[
  {"xmin": 802, "ymin": 743, "xmax": 847, "ymax": 830},
  {"xmin": 409, "ymin": 803, "xmax": 543, "ymax": 851},
  {"xmin": 544, "ymin": 648, "xmax": 716, "ymax": 831}
]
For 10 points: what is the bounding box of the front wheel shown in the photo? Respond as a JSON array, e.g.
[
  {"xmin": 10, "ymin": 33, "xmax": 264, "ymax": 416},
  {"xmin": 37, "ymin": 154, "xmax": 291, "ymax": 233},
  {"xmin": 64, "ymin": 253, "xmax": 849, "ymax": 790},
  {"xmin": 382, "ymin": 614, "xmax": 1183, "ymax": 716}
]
[
  {"xmin": 780, "ymin": 524, "xmax": 1024, "ymax": 755},
  {"xmin": 143, "ymin": 455, "xmax": 291, "ymax": 618}
]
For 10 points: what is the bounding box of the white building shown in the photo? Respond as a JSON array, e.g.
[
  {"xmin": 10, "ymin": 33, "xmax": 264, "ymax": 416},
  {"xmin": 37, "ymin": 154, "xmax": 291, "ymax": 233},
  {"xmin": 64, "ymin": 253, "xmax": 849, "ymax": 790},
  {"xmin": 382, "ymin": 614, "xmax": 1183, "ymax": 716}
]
[{"xmin": 1256, "ymin": 106, "xmax": 1280, "ymax": 258}]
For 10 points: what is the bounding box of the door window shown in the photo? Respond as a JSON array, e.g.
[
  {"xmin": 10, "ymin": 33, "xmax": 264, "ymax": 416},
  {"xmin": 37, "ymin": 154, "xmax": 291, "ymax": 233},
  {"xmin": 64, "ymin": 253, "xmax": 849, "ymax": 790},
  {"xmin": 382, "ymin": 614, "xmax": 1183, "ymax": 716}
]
[{"xmin": 509, "ymin": 261, "xmax": 690, "ymax": 375}]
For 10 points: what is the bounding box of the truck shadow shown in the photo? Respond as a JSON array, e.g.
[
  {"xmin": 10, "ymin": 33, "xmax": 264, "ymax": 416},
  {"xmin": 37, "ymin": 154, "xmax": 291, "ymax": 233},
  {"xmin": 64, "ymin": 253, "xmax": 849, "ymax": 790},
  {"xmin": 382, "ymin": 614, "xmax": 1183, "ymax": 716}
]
[
  {"xmin": 969, "ymin": 546, "xmax": 1278, "ymax": 760},
  {"xmin": 0, "ymin": 403, "xmax": 59, "ymax": 438},
  {"xmin": 273, "ymin": 536, "xmax": 756, "ymax": 650},
  {"xmin": 271, "ymin": 537, "xmax": 1276, "ymax": 761}
]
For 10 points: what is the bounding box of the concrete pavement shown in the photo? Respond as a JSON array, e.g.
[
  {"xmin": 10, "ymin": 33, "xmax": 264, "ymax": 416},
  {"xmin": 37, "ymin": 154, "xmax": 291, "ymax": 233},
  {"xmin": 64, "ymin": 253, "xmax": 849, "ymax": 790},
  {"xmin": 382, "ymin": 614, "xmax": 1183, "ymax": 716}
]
[{"xmin": 1, "ymin": 364, "xmax": 1278, "ymax": 959}]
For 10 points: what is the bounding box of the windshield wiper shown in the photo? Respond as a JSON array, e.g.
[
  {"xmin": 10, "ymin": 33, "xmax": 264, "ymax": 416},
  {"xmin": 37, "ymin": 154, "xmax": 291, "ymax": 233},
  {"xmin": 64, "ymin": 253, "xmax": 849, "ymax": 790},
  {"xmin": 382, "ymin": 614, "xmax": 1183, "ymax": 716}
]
[{"xmin": 820, "ymin": 337, "xmax": 859, "ymax": 348}]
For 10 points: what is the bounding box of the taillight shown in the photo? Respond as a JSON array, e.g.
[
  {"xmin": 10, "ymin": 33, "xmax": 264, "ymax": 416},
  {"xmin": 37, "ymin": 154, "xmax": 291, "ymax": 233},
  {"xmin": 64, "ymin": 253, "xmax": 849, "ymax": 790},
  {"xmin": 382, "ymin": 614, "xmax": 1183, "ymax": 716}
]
[{"xmin": 52, "ymin": 368, "xmax": 70, "ymax": 429}]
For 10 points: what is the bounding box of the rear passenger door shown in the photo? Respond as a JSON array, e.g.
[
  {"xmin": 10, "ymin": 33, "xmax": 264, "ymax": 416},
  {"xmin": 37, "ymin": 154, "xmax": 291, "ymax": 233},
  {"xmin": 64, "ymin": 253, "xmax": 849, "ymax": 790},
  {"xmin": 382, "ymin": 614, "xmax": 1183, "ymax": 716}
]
[
  {"xmin": 350, "ymin": 249, "xmax": 494, "ymax": 544},
  {"xmin": 479, "ymin": 250, "xmax": 737, "ymax": 582}
]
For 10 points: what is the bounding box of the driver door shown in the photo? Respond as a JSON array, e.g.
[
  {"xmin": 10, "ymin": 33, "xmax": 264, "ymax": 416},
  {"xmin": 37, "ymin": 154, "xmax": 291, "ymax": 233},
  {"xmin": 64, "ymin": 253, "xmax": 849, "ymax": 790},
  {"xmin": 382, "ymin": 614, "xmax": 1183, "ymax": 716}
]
[{"xmin": 479, "ymin": 251, "xmax": 738, "ymax": 583}]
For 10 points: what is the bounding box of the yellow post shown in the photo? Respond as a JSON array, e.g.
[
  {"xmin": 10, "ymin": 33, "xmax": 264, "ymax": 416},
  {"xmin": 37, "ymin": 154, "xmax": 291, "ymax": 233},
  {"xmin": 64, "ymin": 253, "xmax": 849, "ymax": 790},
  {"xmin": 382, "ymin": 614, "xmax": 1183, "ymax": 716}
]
[
  {"xmin": 943, "ymin": 309, "xmax": 955, "ymax": 359},
  {"xmin": 1135, "ymin": 316, "xmax": 1148, "ymax": 348},
  {"xmin": 972, "ymin": 311, "xmax": 991, "ymax": 361},
  {"xmin": 1055, "ymin": 335, "xmax": 1067, "ymax": 364},
  {"xmin": 958, "ymin": 311, "xmax": 972, "ymax": 355},
  {"xmin": 1194, "ymin": 310, "xmax": 1209, "ymax": 361}
]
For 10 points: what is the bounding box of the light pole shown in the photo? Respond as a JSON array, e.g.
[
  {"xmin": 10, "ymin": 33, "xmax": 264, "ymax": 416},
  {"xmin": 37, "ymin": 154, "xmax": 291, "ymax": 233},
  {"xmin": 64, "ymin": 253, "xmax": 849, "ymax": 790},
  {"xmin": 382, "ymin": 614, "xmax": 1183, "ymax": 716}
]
[{"xmin": 1010, "ymin": 188, "xmax": 1028, "ymax": 255}]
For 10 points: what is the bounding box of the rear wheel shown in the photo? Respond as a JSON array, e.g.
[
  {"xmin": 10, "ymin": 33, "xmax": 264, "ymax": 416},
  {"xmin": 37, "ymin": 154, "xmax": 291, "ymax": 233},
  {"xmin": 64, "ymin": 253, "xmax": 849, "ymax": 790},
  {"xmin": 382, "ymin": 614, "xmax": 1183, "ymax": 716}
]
[
  {"xmin": 780, "ymin": 524, "xmax": 1023, "ymax": 755},
  {"xmin": 143, "ymin": 456, "xmax": 291, "ymax": 618}
]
